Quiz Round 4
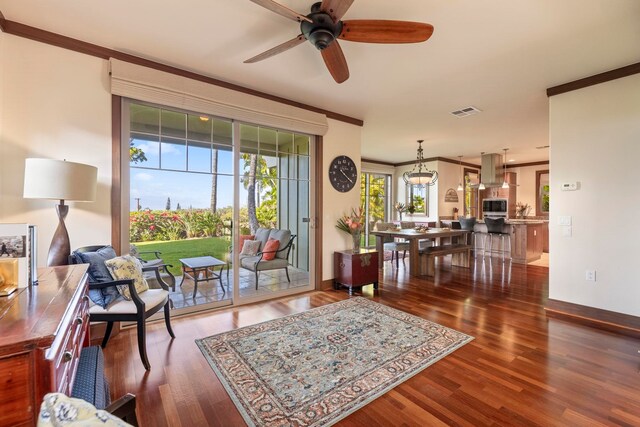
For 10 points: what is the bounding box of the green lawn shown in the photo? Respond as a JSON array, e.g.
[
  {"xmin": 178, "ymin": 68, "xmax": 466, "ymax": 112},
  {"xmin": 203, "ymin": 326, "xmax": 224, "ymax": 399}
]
[{"xmin": 135, "ymin": 237, "xmax": 230, "ymax": 275}]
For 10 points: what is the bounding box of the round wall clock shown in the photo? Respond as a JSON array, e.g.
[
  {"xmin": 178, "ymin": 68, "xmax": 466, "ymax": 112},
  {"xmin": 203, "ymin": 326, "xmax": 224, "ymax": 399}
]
[{"xmin": 329, "ymin": 155, "xmax": 357, "ymax": 192}]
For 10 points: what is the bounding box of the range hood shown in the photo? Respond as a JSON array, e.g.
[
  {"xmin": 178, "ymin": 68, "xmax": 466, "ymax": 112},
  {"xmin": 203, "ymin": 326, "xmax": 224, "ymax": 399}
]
[{"xmin": 479, "ymin": 153, "xmax": 505, "ymax": 187}]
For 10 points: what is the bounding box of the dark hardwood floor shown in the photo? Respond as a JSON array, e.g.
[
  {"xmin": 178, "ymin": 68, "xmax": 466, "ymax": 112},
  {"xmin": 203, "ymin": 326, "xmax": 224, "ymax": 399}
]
[{"xmin": 102, "ymin": 257, "xmax": 640, "ymax": 426}]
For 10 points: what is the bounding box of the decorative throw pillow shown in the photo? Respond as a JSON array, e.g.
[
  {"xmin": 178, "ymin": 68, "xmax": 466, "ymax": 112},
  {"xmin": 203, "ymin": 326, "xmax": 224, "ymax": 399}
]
[
  {"xmin": 262, "ymin": 238, "xmax": 280, "ymax": 261},
  {"xmin": 73, "ymin": 246, "xmax": 120, "ymax": 309},
  {"xmin": 240, "ymin": 240, "xmax": 261, "ymax": 256},
  {"xmin": 38, "ymin": 393, "xmax": 133, "ymax": 427},
  {"xmin": 238, "ymin": 234, "xmax": 255, "ymax": 252},
  {"xmin": 104, "ymin": 255, "xmax": 149, "ymax": 300}
]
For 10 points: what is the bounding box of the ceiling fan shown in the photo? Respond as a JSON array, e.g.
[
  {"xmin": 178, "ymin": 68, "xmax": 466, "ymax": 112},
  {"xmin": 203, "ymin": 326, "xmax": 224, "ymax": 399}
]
[{"xmin": 244, "ymin": 0, "xmax": 434, "ymax": 83}]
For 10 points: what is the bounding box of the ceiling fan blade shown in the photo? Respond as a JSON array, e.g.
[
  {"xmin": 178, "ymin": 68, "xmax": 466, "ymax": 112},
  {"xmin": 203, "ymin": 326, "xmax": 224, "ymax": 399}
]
[
  {"xmin": 244, "ymin": 35, "xmax": 306, "ymax": 63},
  {"xmin": 321, "ymin": 41, "xmax": 350, "ymax": 83},
  {"xmin": 249, "ymin": 0, "xmax": 312, "ymax": 23},
  {"xmin": 339, "ymin": 20, "xmax": 434, "ymax": 43},
  {"xmin": 320, "ymin": 0, "xmax": 355, "ymax": 22}
]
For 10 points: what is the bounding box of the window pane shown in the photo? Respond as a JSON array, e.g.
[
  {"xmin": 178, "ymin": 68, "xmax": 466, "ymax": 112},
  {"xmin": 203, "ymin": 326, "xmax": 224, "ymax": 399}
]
[
  {"xmin": 298, "ymin": 155, "xmax": 309, "ymax": 180},
  {"xmin": 295, "ymin": 134, "xmax": 310, "ymax": 155},
  {"xmin": 278, "ymin": 132, "xmax": 294, "ymax": 154},
  {"xmin": 188, "ymin": 141, "xmax": 212, "ymax": 173},
  {"xmin": 240, "ymin": 124, "xmax": 258, "ymax": 154},
  {"xmin": 161, "ymin": 137, "xmax": 186, "ymax": 170},
  {"xmin": 212, "ymin": 118, "xmax": 232, "ymax": 148},
  {"xmin": 130, "ymin": 104, "xmax": 159, "ymax": 134},
  {"xmin": 187, "ymin": 114, "xmax": 212, "ymax": 142},
  {"xmin": 161, "ymin": 110, "xmax": 186, "ymax": 138},
  {"xmin": 130, "ymin": 134, "xmax": 159, "ymax": 168},
  {"xmin": 215, "ymin": 145, "xmax": 233, "ymax": 175},
  {"xmin": 259, "ymin": 127, "xmax": 277, "ymax": 155}
]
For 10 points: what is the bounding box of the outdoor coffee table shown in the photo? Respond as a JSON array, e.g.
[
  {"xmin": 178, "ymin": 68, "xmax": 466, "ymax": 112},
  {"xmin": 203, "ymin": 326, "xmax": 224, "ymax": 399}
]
[{"xmin": 179, "ymin": 256, "xmax": 226, "ymax": 298}]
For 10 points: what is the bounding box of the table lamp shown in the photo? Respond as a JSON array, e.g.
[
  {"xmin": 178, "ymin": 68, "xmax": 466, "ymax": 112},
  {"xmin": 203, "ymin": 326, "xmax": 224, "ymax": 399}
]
[{"xmin": 23, "ymin": 158, "xmax": 97, "ymax": 266}]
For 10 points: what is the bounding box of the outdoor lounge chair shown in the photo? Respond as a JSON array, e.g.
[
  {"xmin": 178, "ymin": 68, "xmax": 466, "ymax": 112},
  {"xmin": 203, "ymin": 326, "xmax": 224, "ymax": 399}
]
[{"xmin": 236, "ymin": 228, "xmax": 297, "ymax": 289}]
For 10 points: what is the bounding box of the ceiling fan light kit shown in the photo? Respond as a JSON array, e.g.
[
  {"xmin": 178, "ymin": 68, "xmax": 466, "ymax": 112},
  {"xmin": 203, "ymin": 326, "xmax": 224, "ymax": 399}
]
[{"xmin": 246, "ymin": 0, "xmax": 434, "ymax": 83}]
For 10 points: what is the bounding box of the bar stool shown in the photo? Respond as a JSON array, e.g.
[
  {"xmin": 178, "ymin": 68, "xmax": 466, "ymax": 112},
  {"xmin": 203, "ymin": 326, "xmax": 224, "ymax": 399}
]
[
  {"xmin": 483, "ymin": 217, "xmax": 511, "ymax": 261},
  {"xmin": 458, "ymin": 217, "xmax": 477, "ymax": 251}
]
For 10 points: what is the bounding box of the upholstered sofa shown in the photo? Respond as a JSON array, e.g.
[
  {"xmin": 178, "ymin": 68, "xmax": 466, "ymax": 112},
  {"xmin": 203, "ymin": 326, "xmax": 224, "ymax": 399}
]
[{"xmin": 237, "ymin": 228, "xmax": 296, "ymax": 289}]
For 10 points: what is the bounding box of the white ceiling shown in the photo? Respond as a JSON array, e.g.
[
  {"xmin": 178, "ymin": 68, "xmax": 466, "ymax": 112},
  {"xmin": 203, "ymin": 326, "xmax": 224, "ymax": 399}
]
[{"xmin": 2, "ymin": 0, "xmax": 639, "ymax": 164}]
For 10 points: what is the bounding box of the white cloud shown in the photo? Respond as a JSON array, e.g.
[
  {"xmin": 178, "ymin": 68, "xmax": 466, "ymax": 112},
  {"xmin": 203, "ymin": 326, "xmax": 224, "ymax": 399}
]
[{"xmin": 134, "ymin": 172, "xmax": 153, "ymax": 182}]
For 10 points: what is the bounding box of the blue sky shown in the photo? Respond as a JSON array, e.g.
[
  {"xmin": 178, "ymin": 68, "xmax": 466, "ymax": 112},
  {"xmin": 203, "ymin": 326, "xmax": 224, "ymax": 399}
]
[{"xmin": 130, "ymin": 139, "xmax": 248, "ymax": 211}]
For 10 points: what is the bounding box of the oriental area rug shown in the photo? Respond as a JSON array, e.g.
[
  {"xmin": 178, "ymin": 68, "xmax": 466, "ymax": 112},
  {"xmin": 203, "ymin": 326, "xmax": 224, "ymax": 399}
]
[{"xmin": 196, "ymin": 297, "xmax": 473, "ymax": 427}]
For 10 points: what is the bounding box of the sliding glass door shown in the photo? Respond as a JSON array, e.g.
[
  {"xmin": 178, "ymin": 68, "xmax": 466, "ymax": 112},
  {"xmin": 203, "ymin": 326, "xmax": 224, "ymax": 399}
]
[{"xmin": 123, "ymin": 100, "xmax": 315, "ymax": 314}]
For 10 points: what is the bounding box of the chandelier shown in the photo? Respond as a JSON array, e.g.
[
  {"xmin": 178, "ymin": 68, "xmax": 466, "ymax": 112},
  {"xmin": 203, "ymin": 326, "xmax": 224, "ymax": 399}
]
[{"xmin": 403, "ymin": 140, "xmax": 438, "ymax": 187}]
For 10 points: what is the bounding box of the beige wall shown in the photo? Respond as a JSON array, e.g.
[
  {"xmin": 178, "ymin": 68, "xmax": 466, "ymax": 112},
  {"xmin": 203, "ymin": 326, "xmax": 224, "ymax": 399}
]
[
  {"xmin": 0, "ymin": 33, "xmax": 362, "ymax": 281},
  {"xmin": 0, "ymin": 33, "xmax": 112, "ymax": 265},
  {"xmin": 436, "ymin": 160, "xmax": 464, "ymax": 218},
  {"xmin": 322, "ymin": 119, "xmax": 362, "ymax": 280},
  {"xmin": 549, "ymin": 73, "xmax": 640, "ymax": 316}
]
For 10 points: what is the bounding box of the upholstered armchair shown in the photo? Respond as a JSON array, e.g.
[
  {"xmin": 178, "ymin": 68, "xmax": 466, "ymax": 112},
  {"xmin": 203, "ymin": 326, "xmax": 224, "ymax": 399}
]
[{"xmin": 69, "ymin": 245, "xmax": 175, "ymax": 370}]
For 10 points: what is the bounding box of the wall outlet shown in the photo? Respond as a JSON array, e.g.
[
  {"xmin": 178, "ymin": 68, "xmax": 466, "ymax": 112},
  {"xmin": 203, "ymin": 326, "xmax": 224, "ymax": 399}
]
[{"xmin": 585, "ymin": 270, "xmax": 596, "ymax": 282}]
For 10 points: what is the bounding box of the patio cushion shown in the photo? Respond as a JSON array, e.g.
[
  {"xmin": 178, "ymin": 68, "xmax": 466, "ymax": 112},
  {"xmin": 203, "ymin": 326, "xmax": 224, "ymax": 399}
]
[
  {"xmin": 240, "ymin": 256, "xmax": 288, "ymax": 271},
  {"xmin": 254, "ymin": 228, "xmax": 271, "ymax": 249},
  {"xmin": 89, "ymin": 289, "xmax": 168, "ymax": 315},
  {"xmin": 239, "ymin": 234, "xmax": 255, "ymax": 250},
  {"xmin": 268, "ymin": 229, "xmax": 291, "ymax": 260},
  {"xmin": 262, "ymin": 238, "xmax": 280, "ymax": 261},
  {"xmin": 240, "ymin": 240, "xmax": 261, "ymax": 256}
]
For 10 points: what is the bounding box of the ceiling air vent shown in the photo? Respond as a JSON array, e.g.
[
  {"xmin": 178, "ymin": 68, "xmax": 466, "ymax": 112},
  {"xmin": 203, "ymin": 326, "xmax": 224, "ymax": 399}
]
[{"xmin": 450, "ymin": 106, "xmax": 481, "ymax": 118}]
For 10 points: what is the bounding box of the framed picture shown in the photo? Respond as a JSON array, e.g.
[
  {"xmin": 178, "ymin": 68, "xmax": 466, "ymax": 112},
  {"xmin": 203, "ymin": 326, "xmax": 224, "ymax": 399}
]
[{"xmin": 0, "ymin": 224, "xmax": 31, "ymax": 288}]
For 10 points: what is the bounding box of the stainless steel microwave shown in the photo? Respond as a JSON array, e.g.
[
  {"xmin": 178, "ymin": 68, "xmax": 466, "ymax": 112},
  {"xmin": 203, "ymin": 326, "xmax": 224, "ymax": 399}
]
[{"xmin": 482, "ymin": 198, "xmax": 508, "ymax": 218}]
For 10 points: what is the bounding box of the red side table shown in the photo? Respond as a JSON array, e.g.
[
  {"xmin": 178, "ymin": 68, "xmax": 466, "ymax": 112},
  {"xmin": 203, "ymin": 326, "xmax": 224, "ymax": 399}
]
[{"xmin": 334, "ymin": 249, "xmax": 379, "ymax": 295}]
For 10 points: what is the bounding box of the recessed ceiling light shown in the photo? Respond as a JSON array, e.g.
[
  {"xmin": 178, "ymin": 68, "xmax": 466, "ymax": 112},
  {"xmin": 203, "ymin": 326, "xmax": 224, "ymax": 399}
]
[{"xmin": 508, "ymin": 159, "xmax": 515, "ymax": 162}]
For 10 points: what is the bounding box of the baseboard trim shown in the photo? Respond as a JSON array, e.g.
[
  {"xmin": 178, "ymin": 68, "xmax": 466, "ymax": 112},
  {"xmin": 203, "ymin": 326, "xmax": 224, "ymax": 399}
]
[
  {"xmin": 320, "ymin": 279, "xmax": 334, "ymax": 291},
  {"xmin": 545, "ymin": 299, "xmax": 640, "ymax": 338}
]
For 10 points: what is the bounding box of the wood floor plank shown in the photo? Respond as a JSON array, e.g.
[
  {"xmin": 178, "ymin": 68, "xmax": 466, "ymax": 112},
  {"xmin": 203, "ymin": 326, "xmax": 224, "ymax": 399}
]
[{"xmin": 100, "ymin": 258, "xmax": 640, "ymax": 426}]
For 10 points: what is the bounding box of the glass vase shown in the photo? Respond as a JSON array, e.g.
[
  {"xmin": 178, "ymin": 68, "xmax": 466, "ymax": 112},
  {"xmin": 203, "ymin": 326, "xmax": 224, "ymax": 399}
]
[{"xmin": 352, "ymin": 230, "xmax": 361, "ymax": 253}]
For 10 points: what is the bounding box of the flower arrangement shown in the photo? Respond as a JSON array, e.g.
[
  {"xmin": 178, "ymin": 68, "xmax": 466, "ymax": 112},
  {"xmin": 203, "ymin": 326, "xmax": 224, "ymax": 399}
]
[
  {"xmin": 336, "ymin": 207, "xmax": 364, "ymax": 235},
  {"xmin": 336, "ymin": 208, "xmax": 364, "ymax": 252},
  {"xmin": 406, "ymin": 204, "xmax": 416, "ymax": 214},
  {"xmin": 515, "ymin": 202, "xmax": 531, "ymax": 218}
]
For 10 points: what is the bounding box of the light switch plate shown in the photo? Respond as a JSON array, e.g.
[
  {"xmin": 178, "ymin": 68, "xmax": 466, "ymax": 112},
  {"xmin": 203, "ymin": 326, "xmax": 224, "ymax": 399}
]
[{"xmin": 558, "ymin": 216, "xmax": 572, "ymax": 226}]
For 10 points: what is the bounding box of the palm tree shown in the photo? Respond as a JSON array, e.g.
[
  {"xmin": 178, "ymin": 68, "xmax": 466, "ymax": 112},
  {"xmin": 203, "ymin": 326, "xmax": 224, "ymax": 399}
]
[
  {"xmin": 247, "ymin": 154, "xmax": 259, "ymax": 233},
  {"xmin": 210, "ymin": 149, "xmax": 218, "ymax": 213}
]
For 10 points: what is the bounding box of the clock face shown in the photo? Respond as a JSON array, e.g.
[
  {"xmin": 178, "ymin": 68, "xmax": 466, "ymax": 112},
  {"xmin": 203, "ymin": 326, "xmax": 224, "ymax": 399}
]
[{"xmin": 329, "ymin": 155, "xmax": 357, "ymax": 192}]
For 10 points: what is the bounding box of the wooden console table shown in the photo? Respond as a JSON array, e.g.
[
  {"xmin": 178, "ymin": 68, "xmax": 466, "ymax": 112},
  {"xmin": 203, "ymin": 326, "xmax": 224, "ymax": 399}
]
[{"xmin": 0, "ymin": 264, "xmax": 90, "ymax": 426}]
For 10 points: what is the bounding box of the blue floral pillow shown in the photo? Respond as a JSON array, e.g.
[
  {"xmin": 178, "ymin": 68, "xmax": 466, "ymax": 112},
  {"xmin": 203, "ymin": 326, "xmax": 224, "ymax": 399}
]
[{"xmin": 73, "ymin": 246, "xmax": 120, "ymax": 309}]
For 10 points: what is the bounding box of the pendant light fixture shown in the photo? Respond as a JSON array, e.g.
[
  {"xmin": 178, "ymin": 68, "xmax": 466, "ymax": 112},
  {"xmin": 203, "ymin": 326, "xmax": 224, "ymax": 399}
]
[
  {"xmin": 403, "ymin": 140, "xmax": 438, "ymax": 187},
  {"xmin": 501, "ymin": 148, "xmax": 509, "ymax": 189},
  {"xmin": 456, "ymin": 156, "xmax": 464, "ymax": 191}
]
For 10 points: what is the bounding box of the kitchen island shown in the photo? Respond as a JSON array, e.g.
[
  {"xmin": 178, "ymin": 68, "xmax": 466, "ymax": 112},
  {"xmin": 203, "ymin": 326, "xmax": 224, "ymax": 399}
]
[{"xmin": 442, "ymin": 219, "xmax": 546, "ymax": 264}]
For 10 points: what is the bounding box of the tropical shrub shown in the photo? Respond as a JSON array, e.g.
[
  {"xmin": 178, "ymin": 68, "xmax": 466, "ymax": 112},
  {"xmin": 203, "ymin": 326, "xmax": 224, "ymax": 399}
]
[{"xmin": 130, "ymin": 209, "xmax": 223, "ymax": 242}]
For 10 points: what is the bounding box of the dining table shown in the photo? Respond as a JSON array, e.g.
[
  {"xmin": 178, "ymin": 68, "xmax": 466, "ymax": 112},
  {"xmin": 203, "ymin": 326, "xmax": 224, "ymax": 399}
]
[{"xmin": 370, "ymin": 228, "xmax": 470, "ymax": 276}]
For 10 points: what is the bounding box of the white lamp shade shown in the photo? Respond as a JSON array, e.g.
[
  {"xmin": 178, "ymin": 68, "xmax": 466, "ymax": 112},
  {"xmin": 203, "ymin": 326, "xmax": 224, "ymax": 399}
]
[{"xmin": 23, "ymin": 158, "xmax": 97, "ymax": 202}]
